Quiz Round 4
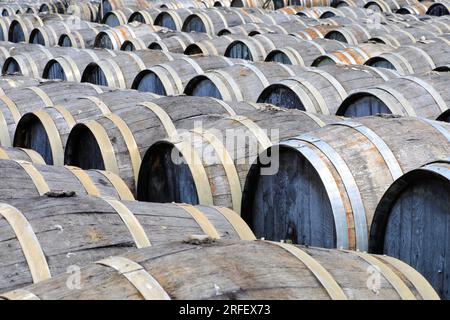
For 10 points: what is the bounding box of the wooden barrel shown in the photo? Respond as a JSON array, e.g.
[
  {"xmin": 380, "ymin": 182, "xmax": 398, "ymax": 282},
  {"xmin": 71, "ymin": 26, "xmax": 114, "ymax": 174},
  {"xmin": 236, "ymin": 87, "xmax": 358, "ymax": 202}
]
[
  {"xmin": 426, "ymin": 1, "xmax": 450, "ymax": 16},
  {"xmin": 217, "ymin": 19, "xmax": 317, "ymax": 36},
  {"xmin": 132, "ymin": 55, "xmax": 239, "ymax": 95},
  {"xmin": 324, "ymin": 24, "xmax": 374, "ymax": 45},
  {"xmin": 370, "ymin": 159, "xmax": 450, "ymax": 299},
  {"xmin": 80, "ymin": 50, "xmax": 182, "ymax": 89},
  {"xmin": 365, "ymin": 37, "xmax": 450, "ymax": 75},
  {"xmin": 137, "ymin": 109, "xmax": 336, "ymax": 212},
  {"xmin": 14, "ymin": 90, "xmax": 159, "ymax": 167},
  {"xmin": 2, "ymin": 44, "xmax": 79, "ymax": 79},
  {"xmin": 0, "ymin": 75, "xmax": 49, "ymax": 94},
  {"xmin": 94, "ymin": 22, "xmax": 164, "ymax": 50},
  {"xmin": 157, "ymin": 0, "xmax": 210, "ymax": 9},
  {"xmin": 290, "ymin": 24, "xmax": 344, "ymax": 41},
  {"xmin": 396, "ymin": 1, "xmax": 433, "ymax": 15},
  {"xmin": 38, "ymin": 1, "xmax": 67, "ymax": 14},
  {"xmin": 66, "ymin": 2, "xmax": 99, "ymax": 22},
  {"xmin": 333, "ymin": 0, "xmax": 370, "ymax": 6},
  {"xmin": 266, "ymin": 38, "xmax": 350, "ymax": 65},
  {"xmin": 0, "ymin": 146, "xmax": 45, "ymax": 164},
  {"xmin": 0, "ymin": 159, "xmax": 133, "ymax": 202},
  {"xmin": 8, "ymin": 13, "xmax": 65, "ymax": 43},
  {"xmin": 29, "ymin": 20, "xmax": 100, "ymax": 47},
  {"xmin": 102, "ymin": 8, "xmax": 135, "ymax": 27},
  {"xmin": 0, "ymin": 81, "xmax": 110, "ymax": 152},
  {"xmin": 312, "ymin": 43, "xmax": 395, "ymax": 66},
  {"xmin": 58, "ymin": 25, "xmax": 111, "ymax": 48},
  {"xmin": 154, "ymin": 8, "xmax": 200, "ymax": 31},
  {"xmin": 128, "ymin": 8, "xmax": 163, "ymax": 24},
  {"xmin": 337, "ymin": 73, "xmax": 450, "ymax": 120},
  {"xmin": 364, "ymin": 0, "xmax": 420, "ymax": 13},
  {"xmin": 99, "ymin": 0, "xmax": 151, "ymax": 20},
  {"xmin": 256, "ymin": 64, "xmax": 399, "ymax": 113},
  {"xmin": 0, "ymin": 196, "xmax": 251, "ymax": 293},
  {"xmin": 184, "ymin": 62, "xmax": 314, "ymax": 102},
  {"xmin": 319, "ymin": 6, "xmax": 371, "ymax": 19},
  {"xmin": 181, "ymin": 8, "xmax": 261, "ymax": 35},
  {"xmin": 0, "ymin": 239, "xmax": 439, "ymax": 300},
  {"xmin": 63, "ymin": 96, "xmax": 261, "ymax": 193},
  {"xmin": 184, "ymin": 34, "xmax": 248, "ymax": 55},
  {"xmin": 42, "ymin": 49, "xmax": 119, "ymax": 82},
  {"xmin": 0, "ymin": 16, "xmax": 13, "ymax": 41},
  {"xmin": 225, "ymin": 34, "xmax": 305, "ymax": 61},
  {"xmin": 146, "ymin": 31, "xmax": 213, "ymax": 53},
  {"xmin": 0, "ymin": 4, "xmax": 25, "ymax": 16},
  {"xmin": 368, "ymin": 27, "xmax": 442, "ymax": 48},
  {"xmin": 241, "ymin": 116, "xmax": 450, "ymax": 253}
]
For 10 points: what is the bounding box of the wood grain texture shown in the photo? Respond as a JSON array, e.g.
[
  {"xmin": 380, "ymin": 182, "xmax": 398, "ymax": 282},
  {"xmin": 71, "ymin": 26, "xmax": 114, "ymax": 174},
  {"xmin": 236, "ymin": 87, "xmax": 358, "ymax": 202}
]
[
  {"xmin": 0, "ymin": 196, "xmax": 249, "ymax": 293},
  {"xmin": 1, "ymin": 240, "xmax": 438, "ymax": 300}
]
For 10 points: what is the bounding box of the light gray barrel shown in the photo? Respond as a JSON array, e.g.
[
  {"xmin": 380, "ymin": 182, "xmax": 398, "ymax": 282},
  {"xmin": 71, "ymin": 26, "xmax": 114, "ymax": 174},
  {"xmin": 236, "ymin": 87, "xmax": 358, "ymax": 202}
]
[
  {"xmin": 312, "ymin": 43, "xmax": 395, "ymax": 67},
  {"xmin": 0, "ymin": 196, "xmax": 250, "ymax": 293},
  {"xmin": 370, "ymin": 159, "xmax": 450, "ymax": 299},
  {"xmin": 128, "ymin": 8, "xmax": 163, "ymax": 24},
  {"xmin": 42, "ymin": 49, "xmax": 118, "ymax": 82},
  {"xmin": 0, "ymin": 159, "xmax": 134, "ymax": 202},
  {"xmin": 426, "ymin": 1, "xmax": 450, "ymax": 16},
  {"xmin": 94, "ymin": 22, "xmax": 164, "ymax": 50},
  {"xmin": 224, "ymin": 34, "xmax": 304, "ymax": 61},
  {"xmin": 63, "ymin": 96, "xmax": 261, "ymax": 193},
  {"xmin": 147, "ymin": 32, "xmax": 213, "ymax": 53},
  {"xmin": 8, "ymin": 13, "xmax": 65, "ymax": 43},
  {"xmin": 101, "ymin": 8, "xmax": 135, "ymax": 27},
  {"xmin": 257, "ymin": 64, "xmax": 399, "ymax": 114},
  {"xmin": 137, "ymin": 108, "xmax": 336, "ymax": 213},
  {"xmin": 184, "ymin": 34, "xmax": 247, "ymax": 55},
  {"xmin": 337, "ymin": 73, "xmax": 450, "ymax": 120},
  {"xmin": 365, "ymin": 37, "xmax": 450, "ymax": 75},
  {"xmin": 266, "ymin": 38, "xmax": 349, "ymax": 65},
  {"xmin": 184, "ymin": 62, "xmax": 309, "ymax": 102},
  {"xmin": 81, "ymin": 50, "xmax": 182, "ymax": 89},
  {"xmin": 58, "ymin": 25, "xmax": 111, "ymax": 48},
  {"xmin": 241, "ymin": 116, "xmax": 450, "ymax": 252},
  {"xmin": 3, "ymin": 239, "xmax": 440, "ymax": 300},
  {"xmin": 132, "ymin": 55, "xmax": 239, "ymax": 95},
  {"xmin": 14, "ymin": 91, "xmax": 159, "ymax": 167},
  {"xmin": 0, "ymin": 82, "xmax": 111, "ymax": 156},
  {"xmin": 154, "ymin": 8, "xmax": 200, "ymax": 31}
]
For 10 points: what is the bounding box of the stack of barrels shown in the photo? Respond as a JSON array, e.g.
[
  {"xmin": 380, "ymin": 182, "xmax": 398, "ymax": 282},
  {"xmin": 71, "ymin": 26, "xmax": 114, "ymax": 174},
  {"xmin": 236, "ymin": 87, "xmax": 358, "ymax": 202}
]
[{"xmin": 0, "ymin": 0, "xmax": 448, "ymax": 301}]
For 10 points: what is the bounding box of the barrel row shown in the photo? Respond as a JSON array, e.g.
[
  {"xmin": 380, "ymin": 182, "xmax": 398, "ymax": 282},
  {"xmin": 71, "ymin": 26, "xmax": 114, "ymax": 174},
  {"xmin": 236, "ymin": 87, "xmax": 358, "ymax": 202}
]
[
  {"xmin": 240, "ymin": 119, "xmax": 450, "ymax": 297},
  {"xmin": 0, "ymin": 190, "xmax": 252, "ymax": 292},
  {"xmin": 0, "ymin": 240, "xmax": 439, "ymax": 300}
]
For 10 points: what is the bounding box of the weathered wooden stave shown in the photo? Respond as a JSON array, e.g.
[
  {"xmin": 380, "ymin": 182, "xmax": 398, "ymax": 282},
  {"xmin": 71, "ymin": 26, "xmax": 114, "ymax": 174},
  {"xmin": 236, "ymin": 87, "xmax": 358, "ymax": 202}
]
[
  {"xmin": 132, "ymin": 55, "xmax": 240, "ymax": 95},
  {"xmin": 0, "ymin": 159, "xmax": 133, "ymax": 202},
  {"xmin": 370, "ymin": 159, "xmax": 450, "ymax": 299},
  {"xmin": 58, "ymin": 25, "xmax": 112, "ymax": 48},
  {"xmin": 184, "ymin": 62, "xmax": 311, "ymax": 102},
  {"xmin": 63, "ymin": 96, "xmax": 261, "ymax": 193},
  {"xmin": 1, "ymin": 240, "xmax": 439, "ymax": 300},
  {"xmin": 257, "ymin": 64, "xmax": 401, "ymax": 113},
  {"xmin": 0, "ymin": 146, "xmax": 45, "ymax": 164},
  {"xmin": 0, "ymin": 81, "xmax": 110, "ymax": 154},
  {"xmin": 14, "ymin": 90, "xmax": 160, "ymax": 166},
  {"xmin": 137, "ymin": 108, "xmax": 337, "ymax": 212},
  {"xmin": 146, "ymin": 31, "xmax": 213, "ymax": 53},
  {"xmin": 337, "ymin": 73, "xmax": 450, "ymax": 120},
  {"xmin": 241, "ymin": 116, "xmax": 450, "ymax": 253},
  {"xmin": 365, "ymin": 37, "xmax": 450, "ymax": 75},
  {"xmin": 312, "ymin": 43, "xmax": 395, "ymax": 66},
  {"xmin": 94, "ymin": 22, "xmax": 165, "ymax": 50},
  {"xmin": 266, "ymin": 38, "xmax": 350, "ymax": 66},
  {"xmin": 128, "ymin": 8, "xmax": 163, "ymax": 24},
  {"xmin": 184, "ymin": 34, "xmax": 248, "ymax": 55},
  {"xmin": 0, "ymin": 196, "xmax": 251, "ymax": 293},
  {"xmin": 81, "ymin": 50, "xmax": 183, "ymax": 89}
]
